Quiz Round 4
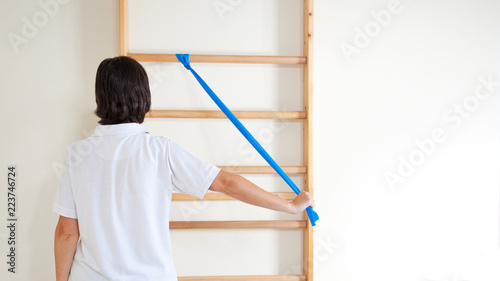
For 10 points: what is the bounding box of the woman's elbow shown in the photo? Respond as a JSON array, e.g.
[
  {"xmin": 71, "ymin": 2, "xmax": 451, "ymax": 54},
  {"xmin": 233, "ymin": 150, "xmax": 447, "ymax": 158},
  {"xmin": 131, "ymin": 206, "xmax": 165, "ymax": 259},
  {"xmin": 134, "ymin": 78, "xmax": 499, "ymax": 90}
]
[
  {"xmin": 209, "ymin": 170, "xmax": 232, "ymax": 193},
  {"xmin": 55, "ymin": 216, "xmax": 80, "ymax": 239}
]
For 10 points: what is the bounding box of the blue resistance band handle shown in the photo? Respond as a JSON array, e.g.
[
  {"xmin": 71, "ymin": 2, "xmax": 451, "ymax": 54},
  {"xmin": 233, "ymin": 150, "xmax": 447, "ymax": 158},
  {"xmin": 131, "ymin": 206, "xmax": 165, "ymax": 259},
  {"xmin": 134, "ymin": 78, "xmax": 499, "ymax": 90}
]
[{"xmin": 176, "ymin": 54, "xmax": 319, "ymax": 226}]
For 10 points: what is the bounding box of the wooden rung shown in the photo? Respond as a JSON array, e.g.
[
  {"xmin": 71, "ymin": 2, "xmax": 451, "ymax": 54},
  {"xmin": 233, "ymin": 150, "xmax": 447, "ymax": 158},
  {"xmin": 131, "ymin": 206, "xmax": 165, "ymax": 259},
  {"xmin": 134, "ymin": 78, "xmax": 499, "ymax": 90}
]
[
  {"xmin": 170, "ymin": 220, "xmax": 306, "ymax": 229},
  {"xmin": 128, "ymin": 53, "xmax": 306, "ymax": 64},
  {"xmin": 172, "ymin": 192, "xmax": 296, "ymax": 201},
  {"xmin": 178, "ymin": 275, "xmax": 306, "ymax": 281},
  {"xmin": 219, "ymin": 166, "xmax": 306, "ymax": 174},
  {"xmin": 146, "ymin": 110, "xmax": 306, "ymax": 119}
]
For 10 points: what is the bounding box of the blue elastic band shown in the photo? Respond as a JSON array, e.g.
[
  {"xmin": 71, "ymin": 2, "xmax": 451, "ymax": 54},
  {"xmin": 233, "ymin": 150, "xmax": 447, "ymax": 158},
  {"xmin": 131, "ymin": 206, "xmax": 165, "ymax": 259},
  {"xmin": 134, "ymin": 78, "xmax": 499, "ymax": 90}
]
[{"xmin": 176, "ymin": 54, "xmax": 319, "ymax": 226}]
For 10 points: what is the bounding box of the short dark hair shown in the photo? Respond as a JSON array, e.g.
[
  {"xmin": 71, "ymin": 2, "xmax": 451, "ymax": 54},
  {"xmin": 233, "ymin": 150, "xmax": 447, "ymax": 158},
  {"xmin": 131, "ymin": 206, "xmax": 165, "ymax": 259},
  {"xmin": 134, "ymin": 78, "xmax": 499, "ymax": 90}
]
[{"xmin": 94, "ymin": 56, "xmax": 151, "ymax": 125}]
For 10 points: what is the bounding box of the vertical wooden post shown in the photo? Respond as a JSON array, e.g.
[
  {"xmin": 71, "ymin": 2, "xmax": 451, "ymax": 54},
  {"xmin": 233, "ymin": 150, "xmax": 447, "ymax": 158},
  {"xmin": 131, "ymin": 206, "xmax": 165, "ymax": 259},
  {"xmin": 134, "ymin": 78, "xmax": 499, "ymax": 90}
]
[
  {"xmin": 119, "ymin": 0, "xmax": 129, "ymax": 56},
  {"xmin": 303, "ymin": 0, "xmax": 314, "ymax": 280}
]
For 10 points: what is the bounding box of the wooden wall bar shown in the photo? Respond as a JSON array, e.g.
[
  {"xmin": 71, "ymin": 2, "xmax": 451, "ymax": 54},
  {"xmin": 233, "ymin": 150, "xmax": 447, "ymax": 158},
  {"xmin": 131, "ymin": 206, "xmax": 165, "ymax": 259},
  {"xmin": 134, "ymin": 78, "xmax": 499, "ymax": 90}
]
[
  {"xmin": 146, "ymin": 110, "xmax": 307, "ymax": 120},
  {"xmin": 129, "ymin": 53, "xmax": 306, "ymax": 64},
  {"xmin": 170, "ymin": 220, "xmax": 307, "ymax": 229},
  {"xmin": 119, "ymin": 0, "xmax": 315, "ymax": 279}
]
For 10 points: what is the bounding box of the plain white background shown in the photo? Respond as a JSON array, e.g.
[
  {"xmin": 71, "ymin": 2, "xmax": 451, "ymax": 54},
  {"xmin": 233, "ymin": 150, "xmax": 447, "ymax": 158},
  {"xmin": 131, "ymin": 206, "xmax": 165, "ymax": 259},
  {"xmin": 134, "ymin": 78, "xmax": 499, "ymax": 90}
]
[{"xmin": 0, "ymin": 0, "xmax": 499, "ymax": 280}]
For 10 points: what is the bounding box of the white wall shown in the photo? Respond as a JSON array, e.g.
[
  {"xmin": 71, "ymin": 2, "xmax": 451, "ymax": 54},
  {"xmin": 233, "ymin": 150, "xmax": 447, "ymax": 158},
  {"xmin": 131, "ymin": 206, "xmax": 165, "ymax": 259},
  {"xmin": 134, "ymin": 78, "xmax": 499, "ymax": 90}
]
[
  {"xmin": 315, "ymin": 0, "xmax": 500, "ymax": 280},
  {"xmin": 0, "ymin": 0, "xmax": 499, "ymax": 281}
]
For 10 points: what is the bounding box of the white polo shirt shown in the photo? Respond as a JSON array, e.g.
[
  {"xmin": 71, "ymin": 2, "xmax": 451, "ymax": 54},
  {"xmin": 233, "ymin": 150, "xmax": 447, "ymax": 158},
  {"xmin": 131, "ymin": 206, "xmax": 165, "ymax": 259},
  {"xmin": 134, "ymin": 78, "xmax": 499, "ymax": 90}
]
[{"xmin": 53, "ymin": 123, "xmax": 220, "ymax": 281}]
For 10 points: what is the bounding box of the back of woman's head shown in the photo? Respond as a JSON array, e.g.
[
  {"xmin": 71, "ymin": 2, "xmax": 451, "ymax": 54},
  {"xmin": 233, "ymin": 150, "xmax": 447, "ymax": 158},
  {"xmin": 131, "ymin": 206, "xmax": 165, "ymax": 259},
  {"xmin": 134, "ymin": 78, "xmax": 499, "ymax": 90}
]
[{"xmin": 94, "ymin": 56, "xmax": 151, "ymax": 125}]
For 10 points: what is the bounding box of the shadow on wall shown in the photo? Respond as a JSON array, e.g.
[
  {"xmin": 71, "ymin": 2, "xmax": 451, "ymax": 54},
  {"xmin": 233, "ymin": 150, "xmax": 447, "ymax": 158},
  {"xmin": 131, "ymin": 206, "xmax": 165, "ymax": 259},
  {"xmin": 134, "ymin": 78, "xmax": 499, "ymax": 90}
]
[{"xmin": 30, "ymin": 0, "xmax": 117, "ymax": 280}]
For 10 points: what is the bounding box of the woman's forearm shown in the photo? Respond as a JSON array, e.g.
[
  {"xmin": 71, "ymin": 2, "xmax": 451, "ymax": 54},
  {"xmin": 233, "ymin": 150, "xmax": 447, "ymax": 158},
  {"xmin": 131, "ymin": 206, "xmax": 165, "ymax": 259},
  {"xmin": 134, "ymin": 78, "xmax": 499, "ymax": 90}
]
[
  {"xmin": 224, "ymin": 173, "xmax": 295, "ymax": 213},
  {"xmin": 54, "ymin": 233, "xmax": 78, "ymax": 281},
  {"xmin": 209, "ymin": 170, "xmax": 315, "ymax": 214},
  {"xmin": 54, "ymin": 217, "xmax": 79, "ymax": 281}
]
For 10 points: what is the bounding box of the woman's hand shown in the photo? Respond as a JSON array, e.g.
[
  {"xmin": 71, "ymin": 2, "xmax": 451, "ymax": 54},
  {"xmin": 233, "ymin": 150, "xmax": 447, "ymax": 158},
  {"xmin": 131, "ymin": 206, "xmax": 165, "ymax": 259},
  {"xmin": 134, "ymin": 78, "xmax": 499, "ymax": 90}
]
[{"xmin": 288, "ymin": 191, "xmax": 315, "ymax": 214}]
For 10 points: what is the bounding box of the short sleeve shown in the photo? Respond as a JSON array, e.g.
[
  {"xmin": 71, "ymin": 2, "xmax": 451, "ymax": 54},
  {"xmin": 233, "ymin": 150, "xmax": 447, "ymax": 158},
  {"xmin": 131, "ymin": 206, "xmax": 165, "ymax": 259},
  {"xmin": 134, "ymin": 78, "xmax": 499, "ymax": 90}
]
[
  {"xmin": 167, "ymin": 139, "xmax": 220, "ymax": 199},
  {"xmin": 53, "ymin": 153, "xmax": 78, "ymax": 219}
]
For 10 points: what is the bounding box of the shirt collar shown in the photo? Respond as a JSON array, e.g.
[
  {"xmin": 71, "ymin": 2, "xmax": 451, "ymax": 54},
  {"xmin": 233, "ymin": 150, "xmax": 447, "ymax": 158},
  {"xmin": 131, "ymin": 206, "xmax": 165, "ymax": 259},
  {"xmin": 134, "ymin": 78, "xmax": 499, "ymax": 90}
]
[{"xmin": 93, "ymin": 123, "xmax": 149, "ymax": 136}]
